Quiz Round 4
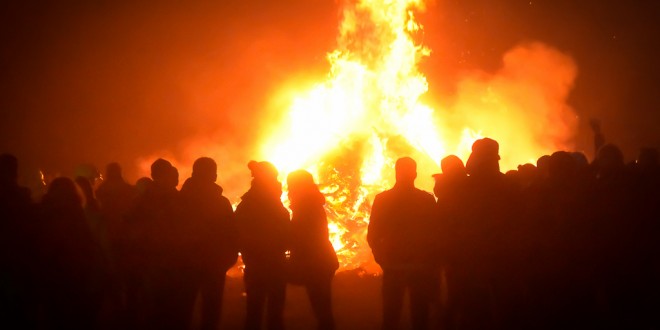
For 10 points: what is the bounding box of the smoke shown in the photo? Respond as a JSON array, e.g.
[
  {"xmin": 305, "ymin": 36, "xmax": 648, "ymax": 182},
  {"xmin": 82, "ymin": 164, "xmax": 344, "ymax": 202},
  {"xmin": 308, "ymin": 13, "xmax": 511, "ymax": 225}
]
[
  {"xmin": 135, "ymin": 23, "xmax": 581, "ymax": 205},
  {"xmin": 441, "ymin": 42, "xmax": 579, "ymax": 169}
]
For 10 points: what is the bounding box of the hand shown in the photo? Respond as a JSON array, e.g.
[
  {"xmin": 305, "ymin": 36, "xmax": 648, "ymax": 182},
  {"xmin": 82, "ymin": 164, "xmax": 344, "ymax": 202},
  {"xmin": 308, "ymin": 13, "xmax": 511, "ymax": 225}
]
[{"xmin": 589, "ymin": 118, "xmax": 601, "ymax": 133}]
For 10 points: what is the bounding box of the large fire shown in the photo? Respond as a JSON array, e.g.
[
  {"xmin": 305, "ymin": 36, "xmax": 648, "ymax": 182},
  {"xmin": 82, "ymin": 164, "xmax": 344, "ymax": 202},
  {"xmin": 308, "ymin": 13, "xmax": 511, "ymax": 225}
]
[
  {"xmin": 138, "ymin": 0, "xmax": 578, "ymax": 273},
  {"xmin": 258, "ymin": 0, "xmax": 577, "ymax": 272}
]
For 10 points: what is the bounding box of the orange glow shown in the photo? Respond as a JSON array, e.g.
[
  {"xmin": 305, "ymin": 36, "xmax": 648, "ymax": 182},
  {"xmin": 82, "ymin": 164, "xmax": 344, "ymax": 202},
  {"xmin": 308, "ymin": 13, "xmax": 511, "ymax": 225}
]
[
  {"xmin": 134, "ymin": 0, "xmax": 578, "ymax": 274},
  {"xmin": 259, "ymin": 0, "xmax": 578, "ymax": 272}
]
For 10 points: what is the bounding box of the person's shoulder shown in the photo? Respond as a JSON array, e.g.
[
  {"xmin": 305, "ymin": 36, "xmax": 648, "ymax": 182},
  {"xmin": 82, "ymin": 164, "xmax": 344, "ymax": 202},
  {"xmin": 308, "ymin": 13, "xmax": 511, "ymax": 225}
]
[
  {"xmin": 373, "ymin": 188, "xmax": 396, "ymax": 203},
  {"xmin": 233, "ymin": 200, "xmax": 249, "ymax": 218},
  {"xmin": 235, "ymin": 192, "xmax": 258, "ymax": 211},
  {"xmin": 180, "ymin": 177, "xmax": 195, "ymax": 193},
  {"xmin": 414, "ymin": 188, "xmax": 436, "ymax": 201},
  {"xmin": 417, "ymin": 188, "xmax": 435, "ymax": 198},
  {"xmin": 378, "ymin": 186, "xmax": 400, "ymax": 197},
  {"xmin": 219, "ymin": 194, "xmax": 232, "ymax": 204}
]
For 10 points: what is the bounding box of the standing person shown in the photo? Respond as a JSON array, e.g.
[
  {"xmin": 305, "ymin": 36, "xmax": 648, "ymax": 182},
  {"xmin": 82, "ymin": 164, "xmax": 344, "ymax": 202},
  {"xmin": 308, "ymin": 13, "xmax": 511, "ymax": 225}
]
[
  {"xmin": 96, "ymin": 163, "xmax": 135, "ymax": 247},
  {"xmin": 180, "ymin": 157, "xmax": 238, "ymax": 330},
  {"xmin": 0, "ymin": 154, "xmax": 36, "ymax": 329},
  {"xmin": 127, "ymin": 158, "xmax": 191, "ymax": 329},
  {"xmin": 95, "ymin": 163, "xmax": 137, "ymax": 327},
  {"xmin": 37, "ymin": 177, "xmax": 107, "ymax": 330},
  {"xmin": 235, "ymin": 161, "xmax": 290, "ymax": 330},
  {"xmin": 286, "ymin": 169, "xmax": 338, "ymax": 330},
  {"xmin": 459, "ymin": 138, "xmax": 521, "ymax": 329},
  {"xmin": 432, "ymin": 155, "xmax": 468, "ymax": 330},
  {"xmin": 368, "ymin": 157, "xmax": 437, "ymax": 330},
  {"xmin": 120, "ymin": 177, "xmax": 153, "ymax": 329}
]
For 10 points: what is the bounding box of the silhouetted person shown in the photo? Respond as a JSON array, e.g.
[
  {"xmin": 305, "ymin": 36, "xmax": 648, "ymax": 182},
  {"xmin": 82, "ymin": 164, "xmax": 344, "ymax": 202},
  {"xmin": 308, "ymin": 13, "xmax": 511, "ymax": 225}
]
[
  {"xmin": 96, "ymin": 163, "xmax": 136, "ymax": 245},
  {"xmin": 0, "ymin": 153, "xmax": 31, "ymax": 206},
  {"xmin": 74, "ymin": 163, "xmax": 102, "ymax": 190},
  {"xmin": 235, "ymin": 161, "xmax": 290, "ymax": 330},
  {"xmin": 590, "ymin": 144, "xmax": 645, "ymax": 327},
  {"xmin": 180, "ymin": 157, "xmax": 238, "ymax": 330},
  {"xmin": 590, "ymin": 118, "xmax": 605, "ymax": 157},
  {"xmin": 76, "ymin": 176, "xmax": 112, "ymax": 261},
  {"xmin": 37, "ymin": 177, "xmax": 106, "ymax": 330},
  {"xmin": 632, "ymin": 147, "xmax": 660, "ymax": 327},
  {"xmin": 536, "ymin": 154, "xmax": 551, "ymax": 184},
  {"xmin": 432, "ymin": 155, "xmax": 466, "ymax": 202},
  {"xmin": 368, "ymin": 157, "xmax": 437, "ymax": 330},
  {"xmin": 94, "ymin": 163, "xmax": 137, "ymax": 326},
  {"xmin": 119, "ymin": 176, "xmax": 153, "ymax": 329},
  {"xmin": 76, "ymin": 174, "xmax": 118, "ymax": 327},
  {"xmin": 513, "ymin": 163, "xmax": 537, "ymax": 191},
  {"xmin": 522, "ymin": 151, "xmax": 596, "ymax": 329},
  {"xmin": 432, "ymin": 155, "xmax": 468, "ymax": 329},
  {"xmin": 571, "ymin": 151, "xmax": 589, "ymax": 169},
  {"xmin": 0, "ymin": 154, "xmax": 36, "ymax": 328},
  {"xmin": 135, "ymin": 176, "xmax": 153, "ymax": 196},
  {"xmin": 286, "ymin": 169, "xmax": 338, "ymax": 330},
  {"xmin": 459, "ymin": 138, "xmax": 521, "ymax": 329},
  {"xmin": 126, "ymin": 158, "xmax": 191, "ymax": 329}
]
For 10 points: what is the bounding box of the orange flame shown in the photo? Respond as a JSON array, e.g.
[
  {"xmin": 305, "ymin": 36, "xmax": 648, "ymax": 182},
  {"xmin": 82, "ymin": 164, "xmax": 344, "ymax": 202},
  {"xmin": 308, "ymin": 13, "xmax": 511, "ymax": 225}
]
[
  {"xmin": 260, "ymin": 0, "xmax": 578, "ymax": 272},
  {"xmin": 135, "ymin": 0, "xmax": 579, "ymax": 274}
]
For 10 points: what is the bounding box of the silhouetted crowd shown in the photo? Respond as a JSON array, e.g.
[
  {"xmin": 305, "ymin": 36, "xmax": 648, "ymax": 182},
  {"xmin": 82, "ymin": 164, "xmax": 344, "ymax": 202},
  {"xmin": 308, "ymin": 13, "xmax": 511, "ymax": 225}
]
[
  {"xmin": 370, "ymin": 139, "xmax": 660, "ymax": 330},
  {"xmin": 1, "ymin": 136, "xmax": 659, "ymax": 330},
  {"xmin": 1, "ymin": 155, "xmax": 338, "ymax": 330}
]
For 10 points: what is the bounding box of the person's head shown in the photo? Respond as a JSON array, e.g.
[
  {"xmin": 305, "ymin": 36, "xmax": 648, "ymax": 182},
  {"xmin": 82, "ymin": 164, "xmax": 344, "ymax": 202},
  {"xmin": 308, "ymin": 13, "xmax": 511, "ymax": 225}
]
[
  {"xmin": 74, "ymin": 176, "xmax": 94, "ymax": 201},
  {"xmin": 74, "ymin": 163, "xmax": 101, "ymax": 186},
  {"xmin": 440, "ymin": 155, "xmax": 466, "ymax": 178},
  {"xmin": 247, "ymin": 160, "xmax": 281, "ymax": 197},
  {"xmin": 570, "ymin": 152, "xmax": 589, "ymax": 170},
  {"xmin": 287, "ymin": 169, "xmax": 317, "ymax": 197},
  {"xmin": 105, "ymin": 162, "xmax": 123, "ymax": 181},
  {"xmin": 548, "ymin": 151, "xmax": 576, "ymax": 181},
  {"xmin": 248, "ymin": 161, "xmax": 278, "ymax": 182},
  {"xmin": 0, "ymin": 153, "xmax": 18, "ymax": 184},
  {"xmin": 536, "ymin": 155, "xmax": 551, "ymax": 170},
  {"xmin": 517, "ymin": 163, "xmax": 537, "ymax": 184},
  {"xmin": 150, "ymin": 158, "xmax": 178, "ymax": 189},
  {"xmin": 595, "ymin": 144, "xmax": 624, "ymax": 176},
  {"xmin": 466, "ymin": 138, "xmax": 500, "ymax": 177},
  {"xmin": 192, "ymin": 157, "xmax": 217, "ymax": 183},
  {"xmin": 135, "ymin": 177, "xmax": 153, "ymax": 196},
  {"xmin": 395, "ymin": 157, "xmax": 417, "ymax": 186},
  {"xmin": 43, "ymin": 177, "xmax": 82, "ymax": 208}
]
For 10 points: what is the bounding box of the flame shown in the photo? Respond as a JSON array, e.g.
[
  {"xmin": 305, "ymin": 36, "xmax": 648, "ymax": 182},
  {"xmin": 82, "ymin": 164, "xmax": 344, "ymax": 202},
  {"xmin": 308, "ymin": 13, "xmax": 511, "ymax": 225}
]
[
  {"xmin": 260, "ymin": 0, "xmax": 577, "ymax": 272},
  {"xmin": 135, "ymin": 0, "xmax": 578, "ymax": 274},
  {"xmin": 261, "ymin": 0, "xmax": 443, "ymax": 272}
]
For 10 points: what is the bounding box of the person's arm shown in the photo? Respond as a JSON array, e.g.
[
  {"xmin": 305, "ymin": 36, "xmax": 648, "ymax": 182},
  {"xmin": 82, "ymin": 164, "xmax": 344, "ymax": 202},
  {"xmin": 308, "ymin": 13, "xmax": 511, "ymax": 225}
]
[
  {"xmin": 367, "ymin": 194, "xmax": 386, "ymax": 263},
  {"xmin": 590, "ymin": 118, "xmax": 605, "ymax": 156}
]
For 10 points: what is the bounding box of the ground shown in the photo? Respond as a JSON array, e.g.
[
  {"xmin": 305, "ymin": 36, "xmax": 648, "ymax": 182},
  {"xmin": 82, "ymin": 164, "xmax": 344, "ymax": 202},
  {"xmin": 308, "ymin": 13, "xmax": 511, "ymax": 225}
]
[{"xmin": 213, "ymin": 270, "xmax": 386, "ymax": 330}]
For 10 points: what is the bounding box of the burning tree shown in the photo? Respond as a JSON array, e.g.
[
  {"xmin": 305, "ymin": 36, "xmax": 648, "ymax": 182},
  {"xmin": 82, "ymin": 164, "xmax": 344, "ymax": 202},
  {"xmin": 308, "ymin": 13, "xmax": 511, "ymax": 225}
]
[{"xmin": 259, "ymin": 0, "xmax": 578, "ymax": 272}]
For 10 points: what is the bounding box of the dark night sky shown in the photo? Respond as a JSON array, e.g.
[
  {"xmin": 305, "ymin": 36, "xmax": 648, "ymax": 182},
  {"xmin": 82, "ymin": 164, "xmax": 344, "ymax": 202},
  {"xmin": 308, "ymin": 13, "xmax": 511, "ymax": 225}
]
[{"xmin": 1, "ymin": 0, "xmax": 659, "ymax": 181}]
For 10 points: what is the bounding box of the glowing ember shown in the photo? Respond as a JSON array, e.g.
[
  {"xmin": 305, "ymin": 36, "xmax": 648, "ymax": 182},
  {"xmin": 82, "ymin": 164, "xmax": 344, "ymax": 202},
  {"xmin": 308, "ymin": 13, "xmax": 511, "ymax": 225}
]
[{"xmin": 260, "ymin": 0, "xmax": 577, "ymax": 272}]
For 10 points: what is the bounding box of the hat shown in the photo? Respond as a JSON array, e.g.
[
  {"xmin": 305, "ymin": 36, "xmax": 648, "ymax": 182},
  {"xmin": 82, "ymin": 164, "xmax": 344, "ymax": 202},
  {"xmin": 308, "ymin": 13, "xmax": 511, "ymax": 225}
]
[
  {"xmin": 465, "ymin": 138, "xmax": 500, "ymax": 175},
  {"xmin": 440, "ymin": 155, "xmax": 466, "ymax": 177},
  {"xmin": 471, "ymin": 138, "xmax": 500, "ymax": 160},
  {"xmin": 247, "ymin": 161, "xmax": 278, "ymax": 180}
]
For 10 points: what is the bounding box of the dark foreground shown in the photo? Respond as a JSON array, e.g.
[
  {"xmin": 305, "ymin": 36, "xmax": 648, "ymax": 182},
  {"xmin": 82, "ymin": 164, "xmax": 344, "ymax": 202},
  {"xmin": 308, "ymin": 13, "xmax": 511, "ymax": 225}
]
[{"xmin": 216, "ymin": 271, "xmax": 383, "ymax": 330}]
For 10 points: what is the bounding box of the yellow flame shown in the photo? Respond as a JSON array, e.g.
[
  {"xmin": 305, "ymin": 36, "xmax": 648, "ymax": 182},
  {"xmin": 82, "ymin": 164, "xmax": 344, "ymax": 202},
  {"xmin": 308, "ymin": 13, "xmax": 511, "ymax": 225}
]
[
  {"xmin": 259, "ymin": 0, "xmax": 577, "ymax": 272},
  {"xmin": 261, "ymin": 0, "xmax": 440, "ymax": 271}
]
